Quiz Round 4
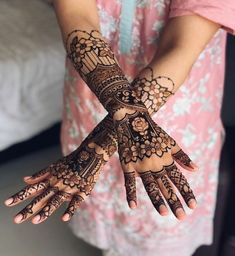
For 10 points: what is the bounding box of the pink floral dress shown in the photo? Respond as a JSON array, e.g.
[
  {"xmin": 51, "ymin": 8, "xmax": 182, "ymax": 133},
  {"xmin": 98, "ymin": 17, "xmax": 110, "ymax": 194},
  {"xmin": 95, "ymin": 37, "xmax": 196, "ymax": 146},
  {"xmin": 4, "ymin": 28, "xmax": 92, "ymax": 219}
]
[{"xmin": 60, "ymin": 1, "xmax": 235, "ymax": 255}]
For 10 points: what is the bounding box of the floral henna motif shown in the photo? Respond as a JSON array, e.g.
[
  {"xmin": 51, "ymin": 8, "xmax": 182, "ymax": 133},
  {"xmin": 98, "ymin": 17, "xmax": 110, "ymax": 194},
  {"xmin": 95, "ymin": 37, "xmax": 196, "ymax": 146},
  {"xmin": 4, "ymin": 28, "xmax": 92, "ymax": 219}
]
[
  {"xmin": 116, "ymin": 111, "xmax": 170, "ymax": 164},
  {"xmin": 124, "ymin": 172, "xmax": 137, "ymax": 205},
  {"xmin": 140, "ymin": 171, "xmax": 166, "ymax": 212},
  {"xmin": 64, "ymin": 194, "xmax": 84, "ymax": 219},
  {"xmin": 132, "ymin": 67, "xmax": 175, "ymax": 114},
  {"xmin": 9, "ymin": 180, "xmax": 50, "ymax": 205},
  {"xmin": 67, "ymin": 30, "xmax": 146, "ymax": 116},
  {"xmin": 172, "ymin": 149, "xmax": 192, "ymax": 167},
  {"xmin": 165, "ymin": 164, "xmax": 196, "ymax": 205}
]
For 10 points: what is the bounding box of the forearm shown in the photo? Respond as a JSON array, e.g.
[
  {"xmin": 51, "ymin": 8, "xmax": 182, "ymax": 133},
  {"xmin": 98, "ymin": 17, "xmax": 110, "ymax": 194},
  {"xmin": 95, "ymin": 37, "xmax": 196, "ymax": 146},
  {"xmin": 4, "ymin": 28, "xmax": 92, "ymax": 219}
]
[{"xmin": 133, "ymin": 15, "xmax": 220, "ymax": 114}]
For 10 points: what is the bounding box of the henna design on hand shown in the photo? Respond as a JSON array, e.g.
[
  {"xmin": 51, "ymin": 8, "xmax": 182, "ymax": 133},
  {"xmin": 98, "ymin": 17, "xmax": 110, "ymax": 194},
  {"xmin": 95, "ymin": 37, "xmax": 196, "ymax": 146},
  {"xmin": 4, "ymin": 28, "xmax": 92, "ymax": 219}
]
[
  {"xmin": 16, "ymin": 186, "xmax": 59, "ymax": 222},
  {"xmin": 172, "ymin": 149, "xmax": 192, "ymax": 167},
  {"xmin": 116, "ymin": 111, "xmax": 170, "ymax": 164},
  {"xmin": 140, "ymin": 171, "xmax": 166, "ymax": 213},
  {"xmin": 63, "ymin": 194, "xmax": 84, "ymax": 219},
  {"xmin": 165, "ymin": 164, "xmax": 196, "ymax": 205},
  {"xmin": 8, "ymin": 180, "xmax": 50, "ymax": 206},
  {"xmin": 36, "ymin": 191, "xmax": 71, "ymax": 222},
  {"xmin": 124, "ymin": 172, "xmax": 137, "ymax": 206},
  {"xmin": 159, "ymin": 175, "xmax": 183, "ymax": 215}
]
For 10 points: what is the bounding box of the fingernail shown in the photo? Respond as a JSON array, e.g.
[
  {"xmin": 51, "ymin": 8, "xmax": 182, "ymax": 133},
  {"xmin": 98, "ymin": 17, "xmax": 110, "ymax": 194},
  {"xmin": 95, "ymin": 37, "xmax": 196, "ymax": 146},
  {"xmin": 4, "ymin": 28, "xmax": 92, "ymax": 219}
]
[
  {"xmin": 24, "ymin": 176, "xmax": 32, "ymax": 180},
  {"xmin": 188, "ymin": 199, "xmax": 197, "ymax": 209},
  {"xmin": 190, "ymin": 162, "xmax": 199, "ymax": 171},
  {"xmin": 159, "ymin": 205, "xmax": 168, "ymax": 215},
  {"xmin": 176, "ymin": 208, "xmax": 186, "ymax": 220},
  {"xmin": 62, "ymin": 213, "xmax": 70, "ymax": 222},
  {"xmin": 4, "ymin": 198, "xmax": 13, "ymax": 206},
  {"xmin": 14, "ymin": 214, "xmax": 23, "ymax": 224},
  {"xmin": 129, "ymin": 201, "xmax": 137, "ymax": 209},
  {"xmin": 32, "ymin": 215, "xmax": 41, "ymax": 224}
]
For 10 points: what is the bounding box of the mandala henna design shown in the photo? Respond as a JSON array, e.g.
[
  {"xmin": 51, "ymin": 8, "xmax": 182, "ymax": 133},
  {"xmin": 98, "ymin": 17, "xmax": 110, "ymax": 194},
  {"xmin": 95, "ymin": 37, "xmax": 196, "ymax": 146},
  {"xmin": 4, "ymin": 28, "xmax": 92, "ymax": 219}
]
[
  {"xmin": 124, "ymin": 172, "xmax": 137, "ymax": 205},
  {"xmin": 140, "ymin": 171, "xmax": 166, "ymax": 212},
  {"xmin": 9, "ymin": 180, "xmax": 50, "ymax": 205},
  {"xmin": 172, "ymin": 149, "xmax": 192, "ymax": 167},
  {"xmin": 160, "ymin": 175, "xmax": 183, "ymax": 214},
  {"xmin": 66, "ymin": 30, "xmax": 146, "ymax": 116},
  {"xmin": 165, "ymin": 164, "xmax": 196, "ymax": 205},
  {"xmin": 116, "ymin": 111, "xmax": 171, "ymax": 164},
  {"xmin": 132, "ymin": 67, "xmax": 175, "ymax": 114},
  {"xmin": 37, "ymin": 191, "xmax": 71, "ymax": 222},
  {"xmin": 17, "ymin": 186, "xmax": 59, "ymax": 222},
  {"xmin": 64, "ymin": 194, "xmax": 84, "ymax": 219}
]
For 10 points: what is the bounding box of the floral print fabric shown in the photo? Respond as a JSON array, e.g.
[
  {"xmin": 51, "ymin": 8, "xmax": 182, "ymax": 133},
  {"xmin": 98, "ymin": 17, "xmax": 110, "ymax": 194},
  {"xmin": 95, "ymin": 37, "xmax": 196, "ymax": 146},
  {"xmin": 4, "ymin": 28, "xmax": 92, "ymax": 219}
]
[{"xmin": 60, "ymin": 0, "xmax": 233, "ymax": 255}]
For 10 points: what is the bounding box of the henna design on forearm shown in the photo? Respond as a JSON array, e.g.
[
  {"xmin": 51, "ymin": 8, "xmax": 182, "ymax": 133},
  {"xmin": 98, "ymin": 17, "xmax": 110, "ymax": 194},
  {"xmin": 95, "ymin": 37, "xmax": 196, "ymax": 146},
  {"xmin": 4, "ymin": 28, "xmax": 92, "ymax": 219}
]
[
  {"xmin": 64, "ymin": 194, "xmax": 84, "ymax": 219},
  {"xmin": 124, "ymin": 172, "xmax": 137, "ymax": 205},
  {"xmin": 132, "ymin": 67, "xmax": 175, "ymax": 114},
  {"xmin": 67, "ymin": 30, "xmax": 146, "ymax": 115},
  {"xmin": 8, "ymin": 180, "xmax": 50, "ymax": 206},
  {"xmin": 140, "ymin": 171, "xmax": 166, "ymax": 213},
  {"xmin": 172, "ymin": 149, "xmax": 192, "ymax": 167},
  {"xmin": 165, "ymin": 164, "xmax": 196, "ymax": 205}
]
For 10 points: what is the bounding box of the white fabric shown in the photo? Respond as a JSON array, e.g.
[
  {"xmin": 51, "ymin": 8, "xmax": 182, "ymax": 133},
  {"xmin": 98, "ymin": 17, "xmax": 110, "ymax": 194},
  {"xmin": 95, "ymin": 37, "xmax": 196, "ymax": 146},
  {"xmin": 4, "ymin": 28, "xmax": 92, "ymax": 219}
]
[{"xmin": 0, "ymin": 0, "xmax": 65, "ymax": 151}]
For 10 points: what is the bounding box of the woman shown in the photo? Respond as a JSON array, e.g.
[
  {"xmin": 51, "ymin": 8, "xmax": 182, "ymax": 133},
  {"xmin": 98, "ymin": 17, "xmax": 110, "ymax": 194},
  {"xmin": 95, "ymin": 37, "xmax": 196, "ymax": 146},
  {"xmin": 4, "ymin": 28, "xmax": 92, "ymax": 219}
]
[{"xmin": 5, "ymin": 0, "xmax": 235, "ymax": 256}]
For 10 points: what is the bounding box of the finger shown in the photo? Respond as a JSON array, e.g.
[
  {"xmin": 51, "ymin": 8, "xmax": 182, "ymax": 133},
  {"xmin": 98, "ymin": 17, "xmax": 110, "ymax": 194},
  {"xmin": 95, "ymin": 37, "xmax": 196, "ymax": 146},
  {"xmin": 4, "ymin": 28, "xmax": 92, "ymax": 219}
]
[
  {"xmin": 24, "ymin": 167, "xmax": 51, "ymax": 184},
  {"xmin": 62, "ymin": 194, "xmax": 85, "ymax": 222},
  {"xmin": 165, "ymin": 164, "xmax": 197, "ymax": 209},
  {"xmin": 140, "ymin": 171, "xmax": 168, "ymax": 215},
  {"xmin": 172, "ymin": 147, "xmax": 198, "ymax": 171},
  {"xmin": 124, "ymin": 172, "xmax": 137, "ymax": 209},
  {"xmin": 155, "ymin": 174, "xmax": 186, "ymax": 220},
  {"xmin": 5, "ymin": 180, "xmax": 50, "ymax": 206},
  {"xmin": 32, "ymin": 190, "xmax": 71, "ymax": 224},
  {"xmin": 14, "ymin": 186, "xmax": 59, "ymax": 224},
  {"xmin": 32, "ymin": 191, "xmax": 71, "ymax": 224}
]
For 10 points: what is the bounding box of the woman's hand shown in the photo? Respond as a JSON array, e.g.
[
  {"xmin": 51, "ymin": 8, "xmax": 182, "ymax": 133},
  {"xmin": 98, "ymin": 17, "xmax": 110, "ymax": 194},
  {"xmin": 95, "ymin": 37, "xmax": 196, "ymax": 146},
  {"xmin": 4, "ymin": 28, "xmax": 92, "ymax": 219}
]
[
  {"xmin": 114, "ymin": 107, "xmax": 197, "ymax": 220},
  {"xmin": 4, "ymin": 116, "xmax": 117, "ymax": 224},
  {"xmin": 4, "ymin": 113, "xmax": 197, "ymax": 223}
]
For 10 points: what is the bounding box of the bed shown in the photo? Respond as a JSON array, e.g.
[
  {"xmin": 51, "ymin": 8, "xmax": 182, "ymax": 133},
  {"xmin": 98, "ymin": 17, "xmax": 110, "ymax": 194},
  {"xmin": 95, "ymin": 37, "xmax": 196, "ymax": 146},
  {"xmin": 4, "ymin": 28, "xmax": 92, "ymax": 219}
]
[{"xmin": 0, "ymin": 0, "xmax": 65, "ymax": 151}]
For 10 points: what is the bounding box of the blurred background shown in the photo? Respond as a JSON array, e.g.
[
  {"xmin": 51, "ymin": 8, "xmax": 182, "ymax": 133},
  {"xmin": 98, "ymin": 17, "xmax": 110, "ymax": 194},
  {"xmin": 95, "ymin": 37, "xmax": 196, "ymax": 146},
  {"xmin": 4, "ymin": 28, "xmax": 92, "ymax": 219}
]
[{"xmin": 0, "ymin": 1, "xmax": 234, "ymax": 256}]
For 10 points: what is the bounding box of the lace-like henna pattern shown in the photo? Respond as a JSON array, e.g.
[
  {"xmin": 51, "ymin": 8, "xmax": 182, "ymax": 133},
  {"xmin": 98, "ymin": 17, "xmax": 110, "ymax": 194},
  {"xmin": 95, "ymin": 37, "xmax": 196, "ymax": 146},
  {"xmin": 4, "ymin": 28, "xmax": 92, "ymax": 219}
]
[
  {"xmin": 64, "ymin": 194, "xmax": 84, "ymax": 219},
  {"xmin": 67, "ymin": 30, "xmax": 146, "ymax": 115},
  {"xmin": 116, "ymin": 111, "xmax": 171, "ymax": 164},
  {"xmin": 165, "ymin": 164, "xmax": 196, "ymax": 205},
  {"xmin": 132, "ymin": 67, "xmax": 175, "ymax": 114},
  {"xmin": 8, "ymin": 180, "xmax": 50, "ymax": 205},
  {"xmin": 160, "ymin": 175, "xmax": 183, "ymax": 214},
  {"xmin": 37, "ymin": 191, "xmax": 71, "ymax": 222},
  {"xmin": 17, "ymin": 186, "xmax": 59, "ymax": 222},
  {"xmin": 124, "ymin": 172, "xmax": 137, "ymax": 204},
  {"xmin": 140, "ymin": 171, "xmax": 166, "ymax": 212},
  {"xmin": 172, "ymin": 149, "xmax": 192, "ymax": 167}
]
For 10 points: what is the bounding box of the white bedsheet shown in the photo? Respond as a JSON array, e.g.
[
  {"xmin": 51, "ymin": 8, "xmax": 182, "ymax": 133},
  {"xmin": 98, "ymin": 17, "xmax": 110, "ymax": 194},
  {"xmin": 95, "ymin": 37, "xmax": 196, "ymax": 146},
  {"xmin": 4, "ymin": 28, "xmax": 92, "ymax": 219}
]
[{"xmin": 0, "ymin": 0, "xmax": 65, "ymax": 151}]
